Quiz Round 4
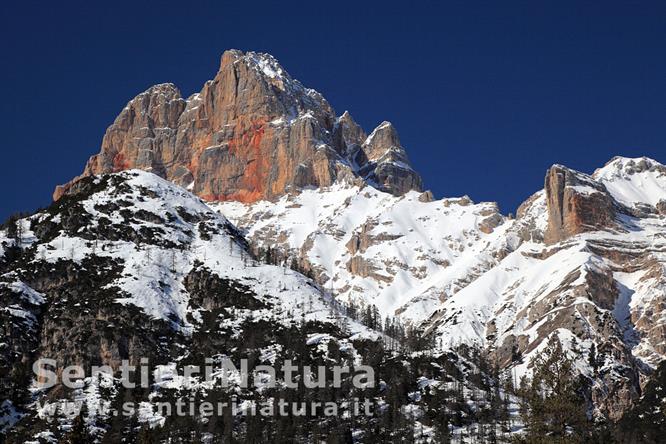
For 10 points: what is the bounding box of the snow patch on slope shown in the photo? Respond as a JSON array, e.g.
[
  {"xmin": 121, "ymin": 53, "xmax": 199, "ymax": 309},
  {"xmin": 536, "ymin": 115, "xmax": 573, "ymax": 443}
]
[
  {"xmin": 594, "ymin": 156, "xmax": 666, "ymax": 208},
  {"xmin": 28, "ymin": 170, "xmax": 376, "ymax": 339},
  {"xmin": 213, "ymin": 183, "xmax": 509, "ymax": 324}
]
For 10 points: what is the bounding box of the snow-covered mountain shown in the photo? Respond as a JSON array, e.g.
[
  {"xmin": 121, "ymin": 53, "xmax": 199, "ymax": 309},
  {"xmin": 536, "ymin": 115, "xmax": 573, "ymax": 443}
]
[
  {"xmin": 426, "ymin": 156, "xmax": 666, "ymax": 419},
  {"xmin": 0, "ymin": 170, "xmax": 514, "ymax": 442},
  {"xmin": 6, "ymin": 47, "xmax": 666, "ymax": 437},
  {"xmin": 212, "ymin": 185, "xmax": 507, "ymax": 325},
  {"xmin": 431, "ymin": 158, "xmax": 666, "ymax": 365},
  {"xmin": 0, "ymin": 171, "xmax": 371, "ymax": 438},
  {"xmin": 213, "ymin": 156, "xmax": 666, "ymax": 420},
  {"xmin": 11, "ymin": 171, "xmax": 373, "ymax": 334}
]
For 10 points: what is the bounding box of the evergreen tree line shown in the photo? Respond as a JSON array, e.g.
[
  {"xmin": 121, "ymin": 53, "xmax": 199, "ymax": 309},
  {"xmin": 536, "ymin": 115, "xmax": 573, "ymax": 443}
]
[
  {"xmin": 2, "ymin": 212, "xmax": 30, "ymax": 245},
  {"xmin": 254, "ymin": 245, "xmax": 438, "ymax": 353},
  {"xmin": 34, "ymin": 330, "xmax": 662, "ymax": 444}
]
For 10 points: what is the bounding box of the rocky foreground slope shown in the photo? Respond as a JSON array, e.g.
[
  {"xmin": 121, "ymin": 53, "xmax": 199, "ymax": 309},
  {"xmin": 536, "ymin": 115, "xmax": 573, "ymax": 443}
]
[{"xmin": 0, "ymin": 171, "xmax": 513, "ymax": 443}]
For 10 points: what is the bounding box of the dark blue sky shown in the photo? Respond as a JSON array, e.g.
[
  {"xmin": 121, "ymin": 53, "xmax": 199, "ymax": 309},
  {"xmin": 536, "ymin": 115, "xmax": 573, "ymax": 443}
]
[{"xmin": 2, "ymin": 0, "xmax": 665, "ymax": 219}]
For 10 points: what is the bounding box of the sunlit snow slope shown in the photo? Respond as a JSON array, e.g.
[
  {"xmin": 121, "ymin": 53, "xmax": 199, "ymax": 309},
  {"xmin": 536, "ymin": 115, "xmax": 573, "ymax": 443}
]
[
  {"xmin": 213, "ymin": 184, "xmax": 509, "ymax": 325},
  {"xmin": 216, "ymin": 156, "xmax": 666, "ymax": 420}
]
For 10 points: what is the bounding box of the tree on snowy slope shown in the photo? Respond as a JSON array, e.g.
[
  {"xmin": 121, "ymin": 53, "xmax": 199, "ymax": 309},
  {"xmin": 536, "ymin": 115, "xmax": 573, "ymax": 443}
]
[
  {"xmin": 516, "ymin": 336, "xmax": 592, "ymax": 443},
  {"xmin": 615, "ymin": 360, "xmax": 666, "ymax": 444},
  {"xmin": 65, "ymin": 406, "xmax": 94, "ymax": 444}
]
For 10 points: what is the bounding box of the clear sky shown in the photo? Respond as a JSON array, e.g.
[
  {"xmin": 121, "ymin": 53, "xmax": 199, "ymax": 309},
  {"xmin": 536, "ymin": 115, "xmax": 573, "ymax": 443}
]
[{"xmin": 2, "ymin": 0, "xmax": 665, "ymax": 220}]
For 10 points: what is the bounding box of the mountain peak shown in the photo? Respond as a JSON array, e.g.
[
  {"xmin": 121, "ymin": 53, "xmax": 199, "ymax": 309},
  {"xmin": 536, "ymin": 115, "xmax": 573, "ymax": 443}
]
[
  {"xmin": 356, "ymin": 121, "xmax": 422, "ymax": 195},
  {"xmin": 594, "ymin": 156, "xmax": 665, "ymax": 179},
  {"xmin": 134, "ymin": 82, "xmax": 181, "ymax": 98},
  {"xmin": 54, "ymin": 50, "xmax": 423, "ymax": 202},
  {"xmin": 221, "ymin": 49, "xmax": 284, "ymax": 76},
  {"xmin": 220, "ymin": 48, "xmax": 244, "ymax": 65},
  {"xmin": 363, "ymin": 121, "xmax": 400, "ymax": 160},
  {"xmin": 593, "ymin": 156, "xmax": 666, "ymax": 211},
  {"xmin": 541, "ymin": 155, "xmax": 666, "ymax": 244}
]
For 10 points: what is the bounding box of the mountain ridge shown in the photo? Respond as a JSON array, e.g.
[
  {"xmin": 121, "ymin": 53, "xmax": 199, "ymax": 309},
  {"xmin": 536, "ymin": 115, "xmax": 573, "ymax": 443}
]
[
  {"xmin": 51, "ymin": 51, "xmax": 666, "ymax": 420},
  {"xmin": 1, "ymin": 168, "xmax": 521, "ymax": 443},
  {"xmin": 214, "ymin": 153, "xmax": 666, "ymax": 420},
  {"xmin": 6, "ymin": 48, "xmax": 666, "ymax": 436},
  {"xmin": 54, "ymin": 50, "xmax": 423, "ymax": 204}
]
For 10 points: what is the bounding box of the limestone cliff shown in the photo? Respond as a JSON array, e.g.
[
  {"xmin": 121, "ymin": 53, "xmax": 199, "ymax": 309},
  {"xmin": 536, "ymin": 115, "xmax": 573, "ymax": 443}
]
[{"xmin": 54, "ymin": 50, "xmax": 423, "ymax": 202}]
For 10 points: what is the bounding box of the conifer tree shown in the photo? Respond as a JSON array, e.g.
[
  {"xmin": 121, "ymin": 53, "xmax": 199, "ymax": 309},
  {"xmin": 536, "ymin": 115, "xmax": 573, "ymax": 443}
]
[
  {"xmin": 66, "ymin": 405, "xmax": 93, "ymax": 444},
  {"xmin": 518, "ymin": 336, "xmax": 591, "ymax": 443},
  {"xmin": 588, "ymin": 343, "xmax": 600, "ymax": 376}
]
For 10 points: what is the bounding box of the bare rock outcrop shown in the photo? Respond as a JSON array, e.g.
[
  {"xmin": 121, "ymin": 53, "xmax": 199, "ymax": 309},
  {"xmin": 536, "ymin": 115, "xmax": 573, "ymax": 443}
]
[
  {"xmin": 544, "ymin": 165, "xmax": 617, "ymax": 244},
  {"xmin": 55, "ymin": 50, "xmax": 423, "ymax": 203}
]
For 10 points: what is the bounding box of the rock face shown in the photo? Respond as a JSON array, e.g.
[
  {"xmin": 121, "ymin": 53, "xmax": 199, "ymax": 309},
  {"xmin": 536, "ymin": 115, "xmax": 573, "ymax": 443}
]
[
  {"xmin": 54, "ymin": 50, "xmax": 422, "ymax": 202},
  {"xmin": 352, "ymin": 121, "xmax": 423, "ymax": 195},
  {"xmin": 543, "ymin": 165, "xmax": 617, "ymax": 244}
]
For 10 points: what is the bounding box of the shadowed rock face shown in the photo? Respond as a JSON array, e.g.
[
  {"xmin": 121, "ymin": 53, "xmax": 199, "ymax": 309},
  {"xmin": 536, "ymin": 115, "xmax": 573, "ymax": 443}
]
[{"xmin": 54, "ymin": 50, "xmax": 423, "ymax": 202}]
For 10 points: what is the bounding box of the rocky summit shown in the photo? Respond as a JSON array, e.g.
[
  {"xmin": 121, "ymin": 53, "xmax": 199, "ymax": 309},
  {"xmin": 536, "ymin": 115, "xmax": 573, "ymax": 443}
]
[{"xmin": 54, "ymin": 50, "xmax": 422, "ymax": 203}]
